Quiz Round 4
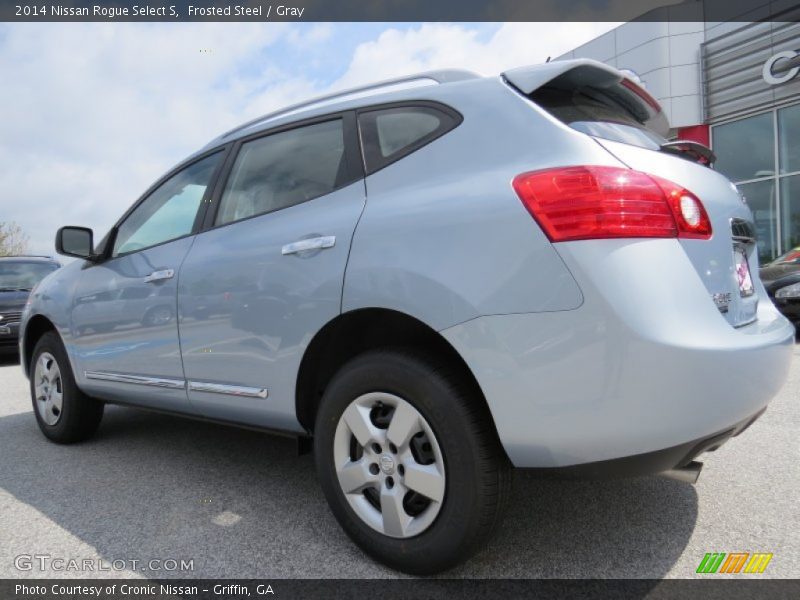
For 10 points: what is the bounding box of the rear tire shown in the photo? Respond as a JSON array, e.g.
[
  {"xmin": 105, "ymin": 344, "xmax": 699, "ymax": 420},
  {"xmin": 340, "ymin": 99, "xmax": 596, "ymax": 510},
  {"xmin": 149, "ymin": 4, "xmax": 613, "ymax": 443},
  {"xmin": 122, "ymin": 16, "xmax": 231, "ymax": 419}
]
[
  {"xmin": 30, "ymin": 331, "xmax": 104, "ymax": 443},
  {"xmin": 314, "ymin": 349, "xmax": 511, "ymax": 574}
]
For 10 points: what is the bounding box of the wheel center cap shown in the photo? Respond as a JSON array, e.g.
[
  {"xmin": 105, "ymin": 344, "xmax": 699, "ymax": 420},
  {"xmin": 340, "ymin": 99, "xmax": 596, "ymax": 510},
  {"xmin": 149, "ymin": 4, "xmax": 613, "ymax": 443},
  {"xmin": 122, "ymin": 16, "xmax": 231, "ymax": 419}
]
[{"xmin": 380, "ymin": 454, "xmax": 395, "ymax": 475}]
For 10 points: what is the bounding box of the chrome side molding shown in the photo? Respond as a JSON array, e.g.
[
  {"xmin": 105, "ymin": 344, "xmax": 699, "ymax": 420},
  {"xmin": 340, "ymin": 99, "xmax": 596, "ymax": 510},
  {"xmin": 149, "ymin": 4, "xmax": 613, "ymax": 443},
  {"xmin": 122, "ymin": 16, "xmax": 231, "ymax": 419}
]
[
  {"xmin": 84, "ymin": 371, "xmax": 269, "ymax": 399},
  {"xmin": 187, "ymin": 381, "xmax": 269, "ymax": 399},
  {"xmin": 84, "ymin": 371, "xmax": 186, "ymax": 389}
]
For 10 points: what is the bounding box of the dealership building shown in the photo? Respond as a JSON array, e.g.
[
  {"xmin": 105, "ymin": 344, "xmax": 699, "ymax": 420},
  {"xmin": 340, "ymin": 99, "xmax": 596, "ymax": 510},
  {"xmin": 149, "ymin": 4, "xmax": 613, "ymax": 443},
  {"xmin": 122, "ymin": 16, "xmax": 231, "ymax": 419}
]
[{"xmin": 557, "ymin": 5, "xmax": 800, "ymax": 263}]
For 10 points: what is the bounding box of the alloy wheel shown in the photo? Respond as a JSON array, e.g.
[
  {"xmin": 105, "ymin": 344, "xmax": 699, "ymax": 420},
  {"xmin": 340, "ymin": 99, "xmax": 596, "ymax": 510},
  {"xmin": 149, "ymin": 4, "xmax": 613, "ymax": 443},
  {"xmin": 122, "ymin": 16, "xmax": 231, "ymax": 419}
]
[
  {"xmin": 34, "ymin": 352, "xmax": 63, "ymax": 426},
  {"xmin": 333, "ymin": 392, "xmax": 446, "ymax": 538}
]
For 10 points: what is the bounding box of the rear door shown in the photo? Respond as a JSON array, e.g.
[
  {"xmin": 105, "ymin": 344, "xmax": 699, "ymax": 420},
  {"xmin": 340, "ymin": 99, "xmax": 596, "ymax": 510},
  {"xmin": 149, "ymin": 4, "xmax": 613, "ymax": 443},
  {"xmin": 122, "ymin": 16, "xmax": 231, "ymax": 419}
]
[
  {"xmin": 73, "ymin": 151, "xmax": 225, "ymax": 412},
  {"xmin": 177, "ymin": 113, "xmax": 365, "ymax": 431}
]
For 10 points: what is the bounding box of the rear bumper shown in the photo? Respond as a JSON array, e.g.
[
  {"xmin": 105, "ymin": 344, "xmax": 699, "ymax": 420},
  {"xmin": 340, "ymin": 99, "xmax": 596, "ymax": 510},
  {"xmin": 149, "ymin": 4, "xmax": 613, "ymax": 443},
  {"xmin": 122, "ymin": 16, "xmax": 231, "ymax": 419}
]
[
  {"xmin": 521, "ymin": 408, "xmax": 764, "ymax": 479},
  {"xmin": 441, "ymin": 240, "xmax": 795, "ymax": 469}
]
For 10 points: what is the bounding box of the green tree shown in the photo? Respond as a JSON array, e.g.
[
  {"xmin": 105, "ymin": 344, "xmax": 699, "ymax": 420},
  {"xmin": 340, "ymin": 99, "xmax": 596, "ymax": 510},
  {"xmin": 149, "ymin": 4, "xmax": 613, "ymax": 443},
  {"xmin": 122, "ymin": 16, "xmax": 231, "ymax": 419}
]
[{"xmin": 0, "ymin": 222, "xmax": 29, "ymax": 256}]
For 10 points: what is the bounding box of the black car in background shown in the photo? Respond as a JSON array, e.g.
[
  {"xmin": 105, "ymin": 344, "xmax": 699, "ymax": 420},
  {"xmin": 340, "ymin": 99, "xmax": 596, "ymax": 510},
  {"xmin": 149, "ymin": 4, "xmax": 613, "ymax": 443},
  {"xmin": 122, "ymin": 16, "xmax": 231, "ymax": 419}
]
[
  {"xmin": 0, "ymin": 256, "xmax": 60, "ymax": 353},
  {"xmin": 760, "ymin": 248, "xmax": 800, "ymax": 326}
]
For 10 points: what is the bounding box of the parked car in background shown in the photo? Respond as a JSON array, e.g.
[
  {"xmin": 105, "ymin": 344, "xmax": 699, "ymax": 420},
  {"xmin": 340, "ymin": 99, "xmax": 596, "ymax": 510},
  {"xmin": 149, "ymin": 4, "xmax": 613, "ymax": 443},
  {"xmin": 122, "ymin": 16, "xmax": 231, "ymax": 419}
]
[
  {"xmin": 19, "ymin": 59, "xmax": 795, "ymax": 574},
  {"xmin": 760, "ymin": 247, "xmax": 800, "ymax": 325},
  {"xmin": 0, "ymin": 256, "xmax": 60, "ymax": 354},
  {"xmin": 72, "ymin": 284, "xmax": 175, "ymax": 335}
]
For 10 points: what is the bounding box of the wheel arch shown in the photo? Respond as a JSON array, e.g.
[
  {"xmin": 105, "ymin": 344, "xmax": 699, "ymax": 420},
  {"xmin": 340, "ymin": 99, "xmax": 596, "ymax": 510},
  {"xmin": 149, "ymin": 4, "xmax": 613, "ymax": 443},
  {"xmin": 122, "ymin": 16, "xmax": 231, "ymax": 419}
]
[
  {"xmin": 295, "ymin": 308, "xmax": 503, "ymax": 446},
  {"xmin": 22, "ymin": 314, "xmax": 59, "ymax": 377}
]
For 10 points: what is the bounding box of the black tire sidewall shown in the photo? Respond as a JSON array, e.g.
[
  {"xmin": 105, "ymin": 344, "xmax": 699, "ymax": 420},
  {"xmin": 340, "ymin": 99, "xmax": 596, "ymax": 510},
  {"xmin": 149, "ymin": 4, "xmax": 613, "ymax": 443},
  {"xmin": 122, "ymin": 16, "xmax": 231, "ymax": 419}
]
[
  {"xmin": 314, "ymin": 350, "xmax": 497, "ymax": 574},
  {"xmin": 30, "ymin": 332, "xmax": 97, "ymax": 442}
]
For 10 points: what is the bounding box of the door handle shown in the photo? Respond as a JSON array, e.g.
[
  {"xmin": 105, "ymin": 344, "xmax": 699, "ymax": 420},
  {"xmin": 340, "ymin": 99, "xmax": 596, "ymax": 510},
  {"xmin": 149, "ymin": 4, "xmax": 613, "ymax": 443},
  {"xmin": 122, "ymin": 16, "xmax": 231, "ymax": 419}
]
[
  {"xmin": 281, "ymin": 236, "xmax": 336, "ymax": 256},
  {"xmin": 144, "ymin": 269, "xmax": 175, "ymax": 283}
]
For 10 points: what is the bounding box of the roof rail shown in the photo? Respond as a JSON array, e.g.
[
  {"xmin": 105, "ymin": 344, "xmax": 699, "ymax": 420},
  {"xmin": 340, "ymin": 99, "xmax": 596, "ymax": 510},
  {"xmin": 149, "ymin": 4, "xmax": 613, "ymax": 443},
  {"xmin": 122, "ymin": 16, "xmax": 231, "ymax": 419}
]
[{"xmin": 214, "ymin": 68, "xmax": 479, "ymax": 144}]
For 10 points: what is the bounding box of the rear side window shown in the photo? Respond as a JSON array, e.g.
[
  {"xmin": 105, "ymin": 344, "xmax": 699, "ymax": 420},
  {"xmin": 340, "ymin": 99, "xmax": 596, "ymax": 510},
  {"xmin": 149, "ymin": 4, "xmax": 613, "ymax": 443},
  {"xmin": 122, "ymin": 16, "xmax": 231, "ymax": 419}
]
[
  {"xmin": 358, "ymin": 104, "xmax": 461, "ymax": 173},
  {"xmin": 529, "ymin": 85, "xmax": 666, "ymax": 150},
  {"xmin": 216, "ymin": 119, "xmax": 348, "ymax": 226}
]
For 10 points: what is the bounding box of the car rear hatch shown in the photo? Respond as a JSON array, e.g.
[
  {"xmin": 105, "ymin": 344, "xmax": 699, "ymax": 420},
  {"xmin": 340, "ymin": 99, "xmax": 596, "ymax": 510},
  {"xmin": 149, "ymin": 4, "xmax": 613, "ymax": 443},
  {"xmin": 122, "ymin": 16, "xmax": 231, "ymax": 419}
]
[{"xmin": 504, "ymin": 60, "xmax": 760, "ymax": 327}]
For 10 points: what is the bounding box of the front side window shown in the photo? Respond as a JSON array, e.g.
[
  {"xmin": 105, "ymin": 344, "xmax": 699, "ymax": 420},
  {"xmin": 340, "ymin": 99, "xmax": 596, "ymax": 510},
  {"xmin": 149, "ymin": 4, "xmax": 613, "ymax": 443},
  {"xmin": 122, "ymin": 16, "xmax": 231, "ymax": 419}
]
[
  {"xmin": 112, "ymin": 153, "xmax": 222, "ymax": 257},
  {"xmin": 358, "ymin": 105, "xmax": 460, "ymax": 173},
  {"xmin": 216, "ymin": 119, "xmax": 347, "ymax": 226}
]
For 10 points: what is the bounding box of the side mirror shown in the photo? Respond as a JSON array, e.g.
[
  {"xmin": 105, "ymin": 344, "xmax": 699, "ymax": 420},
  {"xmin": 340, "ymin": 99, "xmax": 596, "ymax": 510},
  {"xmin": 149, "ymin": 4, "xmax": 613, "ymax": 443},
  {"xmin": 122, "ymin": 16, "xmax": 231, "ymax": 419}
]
[{"xmin": 56, "ymin": 226, "xmax": 96, "ymax": 260}]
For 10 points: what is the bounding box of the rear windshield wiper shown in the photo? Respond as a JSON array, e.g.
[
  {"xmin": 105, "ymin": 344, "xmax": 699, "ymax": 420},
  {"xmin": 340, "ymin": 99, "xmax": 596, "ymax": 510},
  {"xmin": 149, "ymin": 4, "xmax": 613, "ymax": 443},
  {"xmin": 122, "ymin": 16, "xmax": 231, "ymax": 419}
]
[
  {"xmin": 659, "ymin": 140, "xmax": 716, "ymax": 166},
  {"xmin": 0, "ymin": 287, "xmax": 32, "ymax": 292}
]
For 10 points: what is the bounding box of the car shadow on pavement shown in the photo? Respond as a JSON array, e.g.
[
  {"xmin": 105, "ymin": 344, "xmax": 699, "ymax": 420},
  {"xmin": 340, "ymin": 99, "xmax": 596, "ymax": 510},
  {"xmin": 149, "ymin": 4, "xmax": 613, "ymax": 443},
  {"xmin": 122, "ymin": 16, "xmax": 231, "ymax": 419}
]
[{"xmin": 0, "ymin": 405, "xmax": 698, "ymax": 579}]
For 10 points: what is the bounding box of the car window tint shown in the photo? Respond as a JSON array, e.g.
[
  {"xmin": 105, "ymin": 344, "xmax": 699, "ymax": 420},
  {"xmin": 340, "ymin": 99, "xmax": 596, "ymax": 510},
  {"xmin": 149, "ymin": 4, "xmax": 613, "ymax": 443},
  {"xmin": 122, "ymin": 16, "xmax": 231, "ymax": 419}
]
[
  {"xmin": 375, "ymin": 111, "xmax": 441, "ymax": 156},
  {"xmin": 0, "ymin": 262, "xmax": 58, "ymax": 290},
  {"xmin": 358, "ymin": 105, "xmax": 460, "ymax": 173},
  {"xmin": 216, "ymin": 119, "xmax": 346, "ymax": 226},
  {"xmin": 113, "ymin": 153, "xmax": 221, "ymax": 257},
  {"xmin": 529, "ymin": 86, "xmax": 666, "ymax": 150}
]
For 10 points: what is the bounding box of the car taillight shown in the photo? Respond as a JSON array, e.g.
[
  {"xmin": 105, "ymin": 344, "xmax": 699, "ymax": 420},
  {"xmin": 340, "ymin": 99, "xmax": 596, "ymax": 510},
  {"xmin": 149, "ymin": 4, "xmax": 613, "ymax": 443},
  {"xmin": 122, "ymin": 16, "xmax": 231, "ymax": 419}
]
[{"xmin": 512, "ymin": 166, "xmax": 712, "ymax": 242}]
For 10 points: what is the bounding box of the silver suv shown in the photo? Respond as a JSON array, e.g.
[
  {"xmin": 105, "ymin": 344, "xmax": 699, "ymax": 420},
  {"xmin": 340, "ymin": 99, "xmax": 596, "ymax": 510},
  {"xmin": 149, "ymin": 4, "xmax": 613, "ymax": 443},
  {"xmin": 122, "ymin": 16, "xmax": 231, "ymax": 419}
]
[{"xmin": 20, "ymin": 59, "xmax": 794, "ymax": 574}]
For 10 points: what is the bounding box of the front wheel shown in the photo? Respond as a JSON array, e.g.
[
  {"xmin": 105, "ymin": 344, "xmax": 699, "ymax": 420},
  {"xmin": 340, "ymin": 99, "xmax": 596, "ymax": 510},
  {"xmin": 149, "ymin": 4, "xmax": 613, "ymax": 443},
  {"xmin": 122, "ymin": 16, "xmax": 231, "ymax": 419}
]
[
  {"xmin": 314, "ymin": 349, "xmax": 511, "ymax": 574},
  {"xmin": 30, "ymin": 332, "xmax": 104, "ymax": 443}
]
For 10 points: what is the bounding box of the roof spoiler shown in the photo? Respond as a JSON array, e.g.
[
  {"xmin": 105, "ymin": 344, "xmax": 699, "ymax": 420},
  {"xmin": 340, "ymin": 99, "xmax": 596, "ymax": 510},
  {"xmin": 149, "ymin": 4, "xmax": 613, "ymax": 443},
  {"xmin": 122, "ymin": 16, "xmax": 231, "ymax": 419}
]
[{"xmin": 502, "ymin": 59, "xmax": 670, "ymax": 138}]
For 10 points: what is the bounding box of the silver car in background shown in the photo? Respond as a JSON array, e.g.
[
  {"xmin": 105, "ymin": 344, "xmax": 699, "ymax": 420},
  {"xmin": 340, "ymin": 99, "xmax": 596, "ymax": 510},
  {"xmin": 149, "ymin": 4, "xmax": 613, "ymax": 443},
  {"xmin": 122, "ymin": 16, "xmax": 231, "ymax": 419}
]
[{"xmin": 20, "ymin": 59, "xmax": 794, "ymax": 574}]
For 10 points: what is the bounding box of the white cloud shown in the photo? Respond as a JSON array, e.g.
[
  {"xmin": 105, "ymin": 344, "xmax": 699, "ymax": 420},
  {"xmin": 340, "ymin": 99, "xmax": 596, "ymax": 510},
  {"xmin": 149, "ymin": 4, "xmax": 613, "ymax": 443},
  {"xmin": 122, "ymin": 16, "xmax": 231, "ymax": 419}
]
[
  {"xmin": 0, "ymin": 22, "xmax": 618, "ymax": 255},
  {"xmin": 335, "ymin": 22, "xmax": 619, "ymax": 88}
]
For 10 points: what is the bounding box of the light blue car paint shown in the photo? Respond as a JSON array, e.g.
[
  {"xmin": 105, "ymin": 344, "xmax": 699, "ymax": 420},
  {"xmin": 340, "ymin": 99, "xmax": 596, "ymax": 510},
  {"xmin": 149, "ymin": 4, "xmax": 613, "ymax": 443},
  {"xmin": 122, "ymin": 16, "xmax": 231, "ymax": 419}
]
[
  {"xmin": 21, "ymin": 59, "xmax": 794, "ymax": 472},
  {"xmin": 442, "ymin": 239, "xmax": 793, "ymax": 466},
  {"xmin": 177, "ymin": 182, "xmax": 366, "ymax": 431},
  {"xmin": 69, "ymin": 237, "xmax": 196, "ymax": 413}
]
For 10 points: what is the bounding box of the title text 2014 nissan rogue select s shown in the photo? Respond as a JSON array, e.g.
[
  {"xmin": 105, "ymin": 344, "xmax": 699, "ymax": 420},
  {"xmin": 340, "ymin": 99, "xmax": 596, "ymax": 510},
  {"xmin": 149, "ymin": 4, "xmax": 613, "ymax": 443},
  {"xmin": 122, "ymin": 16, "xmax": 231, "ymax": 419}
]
[{"xmin": 20, "ymin": 59, "xmax": 794, "ymax": 574}]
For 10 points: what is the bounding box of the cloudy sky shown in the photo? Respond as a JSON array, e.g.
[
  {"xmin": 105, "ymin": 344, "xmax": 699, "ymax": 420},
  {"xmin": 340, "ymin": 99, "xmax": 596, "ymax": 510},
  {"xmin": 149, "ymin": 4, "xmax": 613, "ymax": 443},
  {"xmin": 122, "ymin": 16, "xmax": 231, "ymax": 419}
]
[{"xmin": 0, "ymin": 22, "xmax": 620, "ymax": 255}]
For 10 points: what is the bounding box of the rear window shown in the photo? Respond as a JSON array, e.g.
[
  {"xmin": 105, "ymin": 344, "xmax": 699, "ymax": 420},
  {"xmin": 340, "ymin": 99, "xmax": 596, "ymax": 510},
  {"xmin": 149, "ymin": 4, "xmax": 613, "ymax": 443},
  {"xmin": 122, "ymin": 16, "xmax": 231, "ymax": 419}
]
[{"xmin": 529, "ymin": 85, "xmax": 666, "ymax": 150}]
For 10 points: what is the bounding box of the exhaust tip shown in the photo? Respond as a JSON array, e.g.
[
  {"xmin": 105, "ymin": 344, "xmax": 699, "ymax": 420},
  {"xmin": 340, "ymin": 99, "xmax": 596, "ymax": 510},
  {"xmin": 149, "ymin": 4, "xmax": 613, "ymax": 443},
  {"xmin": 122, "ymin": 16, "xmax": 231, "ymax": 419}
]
[{"xmin": 660, "ymin": 460, "xmax": 703, "ymax": 484}]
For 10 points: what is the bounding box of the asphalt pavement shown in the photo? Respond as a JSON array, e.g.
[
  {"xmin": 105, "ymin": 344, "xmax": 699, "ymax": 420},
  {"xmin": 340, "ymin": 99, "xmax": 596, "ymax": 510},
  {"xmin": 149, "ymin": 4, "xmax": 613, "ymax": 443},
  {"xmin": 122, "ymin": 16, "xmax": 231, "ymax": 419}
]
[{"xmin": 1, "ymin": 348, "xmax": 798, "ymax": 579}]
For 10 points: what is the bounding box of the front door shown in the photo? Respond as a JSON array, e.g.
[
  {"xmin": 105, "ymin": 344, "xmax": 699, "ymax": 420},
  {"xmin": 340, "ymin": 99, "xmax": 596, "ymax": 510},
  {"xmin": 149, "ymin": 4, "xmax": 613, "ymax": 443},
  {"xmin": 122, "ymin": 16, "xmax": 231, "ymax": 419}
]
[
  {"xmin": 177, "ymin": 116, "xmax": 365, "ymax": 430},
  {"xmin": 72, "ymin": 152, "xmax": 224, "ymax": 412}
]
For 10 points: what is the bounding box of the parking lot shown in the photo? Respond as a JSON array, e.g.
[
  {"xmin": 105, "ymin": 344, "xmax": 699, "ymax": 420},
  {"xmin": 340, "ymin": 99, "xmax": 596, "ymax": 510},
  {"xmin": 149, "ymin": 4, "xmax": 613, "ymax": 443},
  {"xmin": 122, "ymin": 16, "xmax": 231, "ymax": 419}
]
[{"xmin": 1, "ymin": 348, "xmax": 798, "ymax": 580}]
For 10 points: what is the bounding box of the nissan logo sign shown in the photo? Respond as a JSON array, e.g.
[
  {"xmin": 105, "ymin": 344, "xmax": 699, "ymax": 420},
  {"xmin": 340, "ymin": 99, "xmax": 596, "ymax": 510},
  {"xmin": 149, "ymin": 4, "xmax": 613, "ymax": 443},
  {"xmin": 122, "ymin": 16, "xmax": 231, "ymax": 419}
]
[{"xmin": 763, "ymin": 50, "xmax": 800, "ymax": 85}]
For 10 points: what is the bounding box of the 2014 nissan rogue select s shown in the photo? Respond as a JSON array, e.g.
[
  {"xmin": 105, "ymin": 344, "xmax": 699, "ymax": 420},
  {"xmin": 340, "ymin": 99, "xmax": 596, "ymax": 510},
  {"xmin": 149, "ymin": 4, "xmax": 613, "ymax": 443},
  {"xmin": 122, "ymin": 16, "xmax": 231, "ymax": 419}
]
[{"xmin": 20, "ymin": 59, "xmax": 794, "ymax": 574}]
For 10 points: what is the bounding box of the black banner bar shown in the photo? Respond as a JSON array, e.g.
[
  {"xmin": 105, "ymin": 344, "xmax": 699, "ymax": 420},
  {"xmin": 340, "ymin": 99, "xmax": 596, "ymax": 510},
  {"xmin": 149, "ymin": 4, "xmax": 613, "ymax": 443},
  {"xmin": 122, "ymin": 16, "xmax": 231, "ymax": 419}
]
[
  {"xmin": 3, "ymin": 579, "xmax": 800, "ymax": 600},
  {"xmin": 1, "ymin": 0, "xmax": 799, "ymax": 23}
]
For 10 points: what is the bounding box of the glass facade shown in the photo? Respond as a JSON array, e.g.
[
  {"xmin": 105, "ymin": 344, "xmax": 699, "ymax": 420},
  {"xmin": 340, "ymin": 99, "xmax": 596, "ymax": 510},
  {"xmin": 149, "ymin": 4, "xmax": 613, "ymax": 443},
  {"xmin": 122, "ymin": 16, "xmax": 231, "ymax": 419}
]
[{"xmin": 713, "ymin": 103, "xmax": 800, "ymax": 264}]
